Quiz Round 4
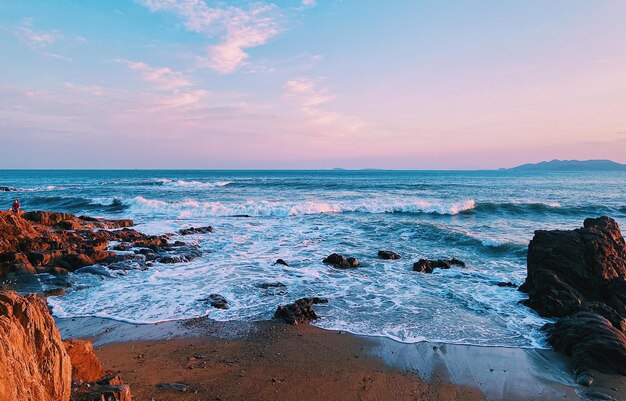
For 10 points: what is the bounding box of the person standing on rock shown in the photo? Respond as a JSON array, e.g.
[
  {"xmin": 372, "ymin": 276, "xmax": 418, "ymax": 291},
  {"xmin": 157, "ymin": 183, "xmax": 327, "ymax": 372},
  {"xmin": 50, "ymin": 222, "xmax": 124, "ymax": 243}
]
[{"xmin": 10, "ymin": 199, "xmax": 20, "ymax": 214}]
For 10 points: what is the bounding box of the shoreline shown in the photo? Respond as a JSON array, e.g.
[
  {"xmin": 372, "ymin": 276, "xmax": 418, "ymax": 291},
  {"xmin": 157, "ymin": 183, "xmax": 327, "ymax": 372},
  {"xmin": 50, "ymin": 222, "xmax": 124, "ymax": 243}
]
[{"xmin": 56, "ymin": 316, "xmax": 626, "ymax": 401}]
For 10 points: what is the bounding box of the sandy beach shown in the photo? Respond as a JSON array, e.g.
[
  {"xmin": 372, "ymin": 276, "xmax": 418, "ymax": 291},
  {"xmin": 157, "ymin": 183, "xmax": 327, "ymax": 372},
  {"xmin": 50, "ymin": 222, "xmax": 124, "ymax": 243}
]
[{"xmin": 56, "ymin": 316, "xmax": 626, "ymax": 401}]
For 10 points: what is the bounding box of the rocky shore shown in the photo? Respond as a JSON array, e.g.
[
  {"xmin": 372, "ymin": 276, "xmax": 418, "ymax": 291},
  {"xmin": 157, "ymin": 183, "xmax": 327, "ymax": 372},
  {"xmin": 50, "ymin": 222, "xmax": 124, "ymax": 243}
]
[
  {"xmin": 1, "ymin": 210, "xmax": 626, "ymax": 400},
  {"xmin": 0, "ymin": 210, "xmax": 205, "ymax": 290},
  {"xmin": 519, "ymin": 216, "xmax": 626, "ymax": 386}
]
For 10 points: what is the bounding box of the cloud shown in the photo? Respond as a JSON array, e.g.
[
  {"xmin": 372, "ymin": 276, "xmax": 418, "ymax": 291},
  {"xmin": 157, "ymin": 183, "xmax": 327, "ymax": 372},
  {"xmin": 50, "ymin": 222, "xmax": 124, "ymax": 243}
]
[
  {"xmin": 301, "ymin": 0, "xmax": 316, "ymax": 7},
  {"xmin": 138, "ymin": 0, "xmax": 280, "ymax": 74},
  {"xmin": 118, "ymin": 59, "xmax": 193, "ymax": 90},
  {"xmin": 285, "ymin": 78, "xmax": 365, "ymax": 134},
  {"xmin": 285, "ymin": 78, "xmax": 334, "ymax": 106},
  {"xmin": 13, "ymin": 18, "xmax": 59, "ymax": 49},
  {"xmin": 64, "ymin": 83, "xmax": 106, "ymax": 96}
]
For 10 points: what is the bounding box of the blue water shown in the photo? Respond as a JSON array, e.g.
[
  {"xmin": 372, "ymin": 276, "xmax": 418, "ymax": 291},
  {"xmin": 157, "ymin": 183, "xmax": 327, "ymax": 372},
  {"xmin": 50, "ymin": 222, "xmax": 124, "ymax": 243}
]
[{"xmin": 2, "ymin": 170, "xmax": 625, "ymax": 347}]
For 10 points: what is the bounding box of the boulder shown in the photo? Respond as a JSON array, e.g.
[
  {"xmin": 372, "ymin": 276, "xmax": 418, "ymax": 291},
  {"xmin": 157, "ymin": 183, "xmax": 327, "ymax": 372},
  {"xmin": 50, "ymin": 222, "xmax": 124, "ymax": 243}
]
[
  {"xmin": 201, "ymin": 293, "xmax": 229, "ymax": 309},
  {"xmin": 545, "ymin": 312, "xmax": 626, "ymax": 385},
  {"xmin": 273, "ymin": 258, "xmax": 289, "ymax": 267},
  {"xmin": 178, "ymin": 226, "xmax": 213, "ymax": 235},
  {"xmin": 323, "ymin": 253, "xmax": 359, "ymax": 268},
  {"xmin": 378, "ymin": 250, "xmax": 401, "ymax": 260},
  {"xmin": 71, "ymin": 374, "xmax": 132, "ymax": 401},
  {"xmin": 63, "ymin": 339, "xmax": 105, "ymax": 383},
  {"xmin": 519, "ymin": 216, "xmax": 626, "ymax": 328},
  {"xmin": 274, "ymin": 297, "xmax": 328, "ymax": 325},
  {"xmin": 0, "ymin": 291, "xmax": 71, "ymax": 401},
  {"xmin": 519, "ymin": 216, "xmax": 626, "ymax": 383},
  {"xmin": 412, "ymin": 258, "xmax": 465, "ymax": 273}
]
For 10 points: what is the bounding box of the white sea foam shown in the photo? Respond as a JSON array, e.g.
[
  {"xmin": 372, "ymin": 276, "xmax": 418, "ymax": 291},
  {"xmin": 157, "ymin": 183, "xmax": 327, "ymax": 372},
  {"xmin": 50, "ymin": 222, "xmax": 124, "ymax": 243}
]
[
  {"xmin": 154, "ymin": 178, "xmax": 232, "ymax": 188},
  {"xmin": 125, "ymin": 196, "xmax": 476, "ymax": 218}
]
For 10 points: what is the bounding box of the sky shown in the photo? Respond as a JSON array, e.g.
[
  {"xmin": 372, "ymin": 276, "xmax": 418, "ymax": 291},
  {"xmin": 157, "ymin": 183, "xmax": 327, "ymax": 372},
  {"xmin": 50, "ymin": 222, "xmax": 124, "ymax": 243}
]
[{"xmin": 1, "ymin": 0, "xmax": 626, "ymax": 169}]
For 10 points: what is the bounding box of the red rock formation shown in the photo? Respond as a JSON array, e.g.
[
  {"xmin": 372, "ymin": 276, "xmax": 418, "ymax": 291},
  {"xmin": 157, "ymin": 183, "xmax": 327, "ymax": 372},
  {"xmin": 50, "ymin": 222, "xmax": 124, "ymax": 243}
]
[
  {"xmin": 0, "ymin": 210, "xmax": 170, "ymax": 278},
  {"xmin": 0, "ymin": 291, "xmax": 72, "ymax": 401},
  {"xmin": 63, "ymin": 339, "xmax": 105, "ymax": 383}
]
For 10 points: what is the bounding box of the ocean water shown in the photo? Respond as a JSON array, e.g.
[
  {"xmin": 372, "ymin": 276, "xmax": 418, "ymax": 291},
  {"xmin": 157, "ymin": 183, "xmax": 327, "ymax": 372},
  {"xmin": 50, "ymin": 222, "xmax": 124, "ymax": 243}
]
[{"xmin": 2, "ymin": 170, "xmax": 625, "ymax": 348}]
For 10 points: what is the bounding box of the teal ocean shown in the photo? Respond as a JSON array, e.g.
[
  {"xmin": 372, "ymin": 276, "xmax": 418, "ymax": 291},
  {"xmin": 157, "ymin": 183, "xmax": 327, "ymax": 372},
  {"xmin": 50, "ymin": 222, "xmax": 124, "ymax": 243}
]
[{"xmin": 2, "ymin": 170, "xmax": 625, "ymax": 347}]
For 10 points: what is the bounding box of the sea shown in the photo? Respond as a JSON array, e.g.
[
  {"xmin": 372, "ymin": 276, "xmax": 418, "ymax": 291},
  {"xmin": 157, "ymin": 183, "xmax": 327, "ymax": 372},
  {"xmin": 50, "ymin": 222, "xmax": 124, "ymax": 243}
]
[{"xmin": 1, "ymin": 169, "xmax": 625, "ymax": 348}]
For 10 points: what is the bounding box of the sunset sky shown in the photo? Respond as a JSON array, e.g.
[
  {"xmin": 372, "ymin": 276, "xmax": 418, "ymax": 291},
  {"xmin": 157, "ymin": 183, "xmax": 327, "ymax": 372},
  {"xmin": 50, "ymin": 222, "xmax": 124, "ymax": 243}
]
[{"xmin": 1, "ymin": 1, "xmax": 626, "ymax": 169}]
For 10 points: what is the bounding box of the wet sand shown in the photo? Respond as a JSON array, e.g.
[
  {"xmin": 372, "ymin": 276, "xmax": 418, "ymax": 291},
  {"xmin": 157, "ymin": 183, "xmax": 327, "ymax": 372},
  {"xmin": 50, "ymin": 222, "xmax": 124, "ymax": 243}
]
[{"xmin": 56, "ymin": 316, "xmax": 626, "ymax": 401}]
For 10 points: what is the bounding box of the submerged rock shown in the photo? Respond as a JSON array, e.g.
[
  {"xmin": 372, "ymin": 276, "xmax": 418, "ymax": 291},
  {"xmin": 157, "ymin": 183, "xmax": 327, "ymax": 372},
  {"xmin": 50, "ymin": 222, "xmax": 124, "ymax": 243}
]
[
  {"xmin": 201, "ymin": 293, "xmax": 229, "ymax": 309},
  {"xmin": 75, "ymin": 265, "xmax": 116, "ymax": 278},
  {"xmin": 0, "ymin": 291, "xmax": 72, "ymax": 401},
  {"xmin": 496, "ymin": 281, "xmax": 517, "ymax": 288},
  {"xmin": 274, "ymin": 297, "xmax": 328, "ymax": 325},
  {"xmin": 273, "ymin": 258, "xmax": 289, "ymax": 267},
  {"xmin": 412, "ymin": 258, "xmax": 465, "ymax": 273},
  {"xmin": 323, "ymin": 253, "xmax": 359, "ymax": 268},
  {"xmin": 178, "ymin": 226, "xmax": 213, "ymax": 235},
  {"xmin": 257, "ymin": 282, "xmax": 288, "ymax": 296},
  {"xmin": 378, "ymin": 250, "xmax": 401, "ymax": 260}
]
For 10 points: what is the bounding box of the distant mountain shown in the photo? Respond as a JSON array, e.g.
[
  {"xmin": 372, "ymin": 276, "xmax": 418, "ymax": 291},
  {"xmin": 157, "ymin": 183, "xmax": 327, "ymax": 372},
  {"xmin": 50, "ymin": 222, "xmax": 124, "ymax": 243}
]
[{"xmin": 509, "ymin": 159, "xmax": 626, "ymax": 171}]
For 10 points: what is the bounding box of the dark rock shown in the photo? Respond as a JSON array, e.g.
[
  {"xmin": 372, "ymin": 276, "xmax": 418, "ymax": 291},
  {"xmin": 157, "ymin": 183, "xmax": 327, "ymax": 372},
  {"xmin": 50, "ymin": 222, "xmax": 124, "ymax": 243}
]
[
  {"xmin": 520, "ymin": 216, "xmax": 626, "ymax": 328},
  {"xmin": 106, "ymin": 260, "xmax": 147, "ymax": 271},
  {"xmin": 378, "ymin": 250, "xmax": 400, "ymax": 260},
  {"xmin": 520, "ymin": 216, "xmax": 626, "ymax": 381},
  {"xmin": 112, "ymin": 242, "xmax": 132, "ymax": 251},
  {"xmin": 157, "ymin": 382, "xmax": 192, "ymax": 392},
  {"xmin": 0, "ymin": 186, "xmax": 17, "ymax": 192},
  {"xmin": 178, "ymin": 226, "xmax": 213, "ymax": 235},
  {"xmin": 273, "ymin": 259, "xmax": 289, "ymax": 267},
  {"xmin": 274, "ymin": 297, "xmax": 328, "ymax": 325},
  {"xmin": 156, "ymin": 246, "xmax": 201, "ymax": 264},
  {"xmin": 449, "ymin": 258, "xmax": 466, "ymax": 267},
  {"xmin": 323, "ymin": 253, "xmax": 359, "ymax": 268},
  {"xmin": 75, "ymin": 265, "xmax": 115, "ymax": 278},
  {"xmin": 544, "ymin": 312, "xmax": 626, "ymax": 385},
  {"xmin": 496, "ymin": 281, "xmax": 517, "ymax": 288},
  {"xmin": 257, "ymin": 282, "xmax": 288, "ymax": 295},
  {"xmin": 412, "ymin": 258, "xmax": 465, "ymax": 273},
  {"xmin": 200, "ymin": 293, "xmax": 229, "ymax": 309},
  {"xmin": 257, "ymin": 282, "xmax": 287, "ymax": 289}
]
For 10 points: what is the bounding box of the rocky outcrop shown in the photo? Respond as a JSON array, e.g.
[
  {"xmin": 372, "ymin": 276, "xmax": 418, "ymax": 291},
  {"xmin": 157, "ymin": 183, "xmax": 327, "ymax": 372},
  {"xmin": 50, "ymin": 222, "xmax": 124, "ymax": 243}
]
[
  {"xmin": 412, "ymin": 258, "xmax": 465, "ymax": 273},
  {"xmin": 545, "ymin": 312, "xmax": 626, "ymax": 385},
  {"xmin": 323, "ymin": 253, "xmax": 359, "ymax": 268},
  {"xmin": 0, "ymin": 291, "xmax": 72, "ymax": 401},
  {"xmin": 519, "ymin": 216, "xmax": 626, "ymax": 329},
  {"xmin": 378, "ymin": 250, "xmax": 400, "ymax": 260},
  {"xmin": 178, "ymin": 226, "xmax": 213, "ymax": 235},
  {"xmin": 520, "ymin": 216, "xmax": 626, "ymax": 384},
  {"xmin": 0, "ymin": 186, "xmax": 17, "ymax": 191},
  {"xmin": 274, "ymin": 297, "xmax": 328, "ymax": 325},
  {"xmin": 0, "ymin": 210, "xmax": 196, "ymax": 281},
  {"xmin": 63, "ymin": 339, "xmax": 105, "ymax": 383},
  {"xmin": 273, "ymin": 258, "xmax": 289, "ymax": 267},
  {"xmin": 0, "ymin": 291, "xmax": 133, "ymax": 401}
]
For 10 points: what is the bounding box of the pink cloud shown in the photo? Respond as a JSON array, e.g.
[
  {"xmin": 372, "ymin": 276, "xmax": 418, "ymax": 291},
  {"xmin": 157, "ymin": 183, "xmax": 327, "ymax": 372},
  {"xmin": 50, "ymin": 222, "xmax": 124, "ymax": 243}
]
[
  {"xmin": 138, "ymin": 0, "xmax": 280, "ymax": 73},
  {"xmin": 118, "ymin": 60, "xmax": 193, "ymax": 91}
]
